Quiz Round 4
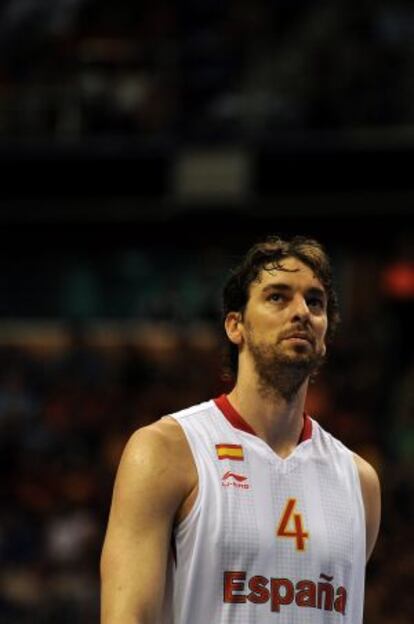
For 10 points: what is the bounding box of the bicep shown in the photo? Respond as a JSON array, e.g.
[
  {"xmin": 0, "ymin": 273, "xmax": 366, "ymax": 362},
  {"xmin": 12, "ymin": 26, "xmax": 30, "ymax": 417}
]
[{"xmin": 100, "ymin": 428, "xmax": 182, "ymax": 624}]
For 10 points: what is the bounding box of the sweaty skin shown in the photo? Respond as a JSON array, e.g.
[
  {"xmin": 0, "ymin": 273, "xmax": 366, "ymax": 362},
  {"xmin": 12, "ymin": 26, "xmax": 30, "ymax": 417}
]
[{"xmin": 100, "ymin": 417, "xmax": 195, "ymax": 624}]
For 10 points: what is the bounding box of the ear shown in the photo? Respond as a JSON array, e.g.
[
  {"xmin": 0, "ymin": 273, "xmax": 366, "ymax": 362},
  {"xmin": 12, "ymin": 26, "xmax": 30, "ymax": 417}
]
[{"xmin": 224, "ymin": 311, "xmax": 244, "ymax": 346}]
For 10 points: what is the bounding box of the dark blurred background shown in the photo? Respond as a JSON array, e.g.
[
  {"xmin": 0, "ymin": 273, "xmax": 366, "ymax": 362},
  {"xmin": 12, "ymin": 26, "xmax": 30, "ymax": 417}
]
[{"xmin": 0, "ymin": 1, "xmax": 413, "ymax": 623}]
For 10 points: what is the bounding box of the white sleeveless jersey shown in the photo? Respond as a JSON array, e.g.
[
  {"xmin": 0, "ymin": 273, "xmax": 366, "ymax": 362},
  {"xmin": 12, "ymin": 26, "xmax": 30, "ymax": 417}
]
[{"xmin": 161, "ymin": 395, "xmax": 366, "ymax": 624}]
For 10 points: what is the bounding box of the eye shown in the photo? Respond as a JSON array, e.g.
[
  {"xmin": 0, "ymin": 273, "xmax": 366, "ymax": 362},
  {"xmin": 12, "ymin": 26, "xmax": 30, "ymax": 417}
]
[
  {"xmin": 268, "ymin": 293, "xmax": 285, "ymax": 303},
  {"xmin": 307, "ymin": 297, "xmax": 325, "ymax": 311}
]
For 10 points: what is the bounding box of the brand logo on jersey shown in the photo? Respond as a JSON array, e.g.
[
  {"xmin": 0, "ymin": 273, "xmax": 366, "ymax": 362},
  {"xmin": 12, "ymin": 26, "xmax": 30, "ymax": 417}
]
[
  {"xmin": 221, "ymin": 471, "xmax": 250, "ymax": 489},
  {"xmin": 223, "ymin": 571, "xmax": 347, "ymax": 615},
  {"xmin": 216, "ymin": 444, "xmax": 244, "ymax": 461}
]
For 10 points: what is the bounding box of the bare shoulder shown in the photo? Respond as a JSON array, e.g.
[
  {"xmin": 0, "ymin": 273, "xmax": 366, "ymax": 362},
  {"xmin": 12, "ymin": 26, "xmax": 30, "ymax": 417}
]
[
  {"xmin": 352, "ymin": 452, "xmax": 381, "ymax": 561},
  {"xmin": 352, "ymin": 452, "xmax": 381, "ymax": 495},
  {"xmin": 127, "ymin": 415, "xmax": 191, "ymax": 455},
  {"xmin": 113, "ymin": 415, "xmax": 196, "ymax": 516},
  {"xmin": 120, "ymin": 416, "xmax": 195, "ymax": 487}
]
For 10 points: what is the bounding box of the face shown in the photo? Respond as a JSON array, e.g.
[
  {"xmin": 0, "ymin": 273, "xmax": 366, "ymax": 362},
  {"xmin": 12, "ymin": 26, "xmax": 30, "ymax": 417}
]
[{"xmin": 227, "ymin": 256, "xmax": 328, "ymax": 394}]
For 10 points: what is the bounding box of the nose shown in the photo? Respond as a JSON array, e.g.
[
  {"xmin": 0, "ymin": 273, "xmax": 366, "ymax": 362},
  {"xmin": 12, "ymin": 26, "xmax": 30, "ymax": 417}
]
[{"xmin": 291, "ymin": 295, "xmax": 311, "ymax": 323}]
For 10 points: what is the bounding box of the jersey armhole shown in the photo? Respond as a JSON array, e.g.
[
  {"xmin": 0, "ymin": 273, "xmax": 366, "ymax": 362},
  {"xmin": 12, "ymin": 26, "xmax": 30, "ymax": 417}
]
[
  {"xmin": 350, "ymin": 452, "xmax": 367, "ymax": 553},
  {"xmin": 169, "ymin": 415, "xmax": 202, "ymax": 532}
]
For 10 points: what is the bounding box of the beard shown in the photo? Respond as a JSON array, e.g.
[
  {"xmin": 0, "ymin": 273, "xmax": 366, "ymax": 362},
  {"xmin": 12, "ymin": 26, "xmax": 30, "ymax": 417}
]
[{"xmin": 246, "ymin": 331, "xmax": 326, "ymax": 402}]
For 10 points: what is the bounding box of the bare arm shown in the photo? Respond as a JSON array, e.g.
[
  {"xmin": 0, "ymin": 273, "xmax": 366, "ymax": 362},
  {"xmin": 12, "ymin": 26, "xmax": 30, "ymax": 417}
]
[
  {"xmin": 353, "ymin": 453, "xmax": 381, "ymax": 562},
  {"xmin": 100, "ymin": 418, "xmax": 196, "ymax": 624}
]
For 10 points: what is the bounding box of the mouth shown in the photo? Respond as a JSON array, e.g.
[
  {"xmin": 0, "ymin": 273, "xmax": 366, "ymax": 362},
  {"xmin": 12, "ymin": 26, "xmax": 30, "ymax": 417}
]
[{"xmin": 282, "ymin": 333, "xmax": 313, "ymax": 345}]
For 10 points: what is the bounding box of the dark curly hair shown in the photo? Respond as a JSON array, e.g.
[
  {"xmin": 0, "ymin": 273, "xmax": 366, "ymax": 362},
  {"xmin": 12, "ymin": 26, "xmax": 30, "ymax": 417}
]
[{"xmin": 222, "ymin": 235, "xmax": 340, "ymax": 379}]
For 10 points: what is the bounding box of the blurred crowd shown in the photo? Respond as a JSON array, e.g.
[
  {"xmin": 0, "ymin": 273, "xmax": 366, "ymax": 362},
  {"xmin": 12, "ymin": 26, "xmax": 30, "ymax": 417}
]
[
  {"xmin": 1, "ymin": 0, "xmax": 414, "ymax": 142},
  {"xmin": 0, "ymin": 323, "xmax": 224, "ymax": 624},
  {"xmin": 0, "ymin": 242, "xmax": 413, "ymax": 623}
]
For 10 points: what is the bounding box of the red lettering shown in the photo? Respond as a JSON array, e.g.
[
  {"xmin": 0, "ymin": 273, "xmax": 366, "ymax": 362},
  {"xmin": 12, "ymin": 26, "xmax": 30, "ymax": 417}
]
[
  {"xmin": 270, "ymin": 578, "xmax": 294, "ymax": 612},
  {"xmin": 223, "ymin": 571, "xmax": 246, "ymax": 603},
  {"xmin": 247, "ymin": 575, "xmax": 270, "ymax": 604},
  {"xmin": 222, "ymin": 572, "xmax": 348, "ymax": 616},
  {"xmin": 295, "ymin": 580, "xmax": 316, "ymax": 608},
  {"xmin": 334, "ymin": 587, "xmax": 347, "ymax": 614},
  {"xmin": 317, "ymin": 582, "xmax": 334, "ymax": 611}
]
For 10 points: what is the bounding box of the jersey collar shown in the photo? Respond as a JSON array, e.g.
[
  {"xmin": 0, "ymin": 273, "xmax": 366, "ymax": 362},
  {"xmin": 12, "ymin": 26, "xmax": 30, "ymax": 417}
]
[{"xmin": 213, "ymin": 393, "xmax": 312, "ymax": 444}]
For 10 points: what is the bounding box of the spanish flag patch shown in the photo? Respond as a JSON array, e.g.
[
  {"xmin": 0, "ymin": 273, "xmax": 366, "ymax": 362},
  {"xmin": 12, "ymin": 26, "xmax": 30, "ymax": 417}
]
[{"xmin": 216, "ymin": 444, "xmax": 244, "ymax": 461}]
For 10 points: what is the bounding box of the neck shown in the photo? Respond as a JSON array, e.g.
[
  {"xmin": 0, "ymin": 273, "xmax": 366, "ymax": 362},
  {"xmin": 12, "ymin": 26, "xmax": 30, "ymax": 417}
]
[{"xmin": 227, "ymin": 373, "xmax": 309, "ymax": 458}]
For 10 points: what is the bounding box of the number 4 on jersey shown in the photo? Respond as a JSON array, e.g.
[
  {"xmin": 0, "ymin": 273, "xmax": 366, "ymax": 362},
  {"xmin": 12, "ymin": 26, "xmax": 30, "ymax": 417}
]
[{"xmin": 276, "ymin": 498, "xmax": 309, "ymax": 551}]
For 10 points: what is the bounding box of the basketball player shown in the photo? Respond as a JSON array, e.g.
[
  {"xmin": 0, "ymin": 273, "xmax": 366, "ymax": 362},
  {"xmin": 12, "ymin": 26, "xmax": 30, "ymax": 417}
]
[{"xmin": 101, "ymin": 235, "xmax": 381, "ymax": 624}]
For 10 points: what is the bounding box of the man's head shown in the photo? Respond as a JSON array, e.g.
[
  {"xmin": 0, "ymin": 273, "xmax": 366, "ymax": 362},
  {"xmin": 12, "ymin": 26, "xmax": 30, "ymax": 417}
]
[{"xmin": 222, "ymin": 235, "xmax": 340, "ymax": 393}]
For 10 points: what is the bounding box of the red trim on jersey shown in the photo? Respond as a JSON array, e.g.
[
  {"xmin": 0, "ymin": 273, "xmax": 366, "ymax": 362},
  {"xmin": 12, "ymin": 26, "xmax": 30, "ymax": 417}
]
[
  {"xmin": 298, "ymin": 412, "xmax": 313, "ymax": 442},
  {"xmin": 214, "ymin": 394, "xmax": 257, "ymax": 435},
  {"xmin": 214, "ymin": 394, "xmax": 312, "ymax": 443}
]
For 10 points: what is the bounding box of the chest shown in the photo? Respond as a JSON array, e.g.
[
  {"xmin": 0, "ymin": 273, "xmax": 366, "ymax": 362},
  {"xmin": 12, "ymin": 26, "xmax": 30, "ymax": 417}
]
[{"xmin": 205, "ymin": 448, "xmax": 360, "ymax": 578}]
